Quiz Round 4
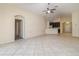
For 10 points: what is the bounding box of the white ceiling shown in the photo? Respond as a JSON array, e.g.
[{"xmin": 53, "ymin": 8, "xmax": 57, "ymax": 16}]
[
  {"xmin": 13, "ymin": 3, "xmax": 79, "ymax": 15},
  {"xmin": 1, "ymin": 3, "xmax": 79, "ymax": 21}
]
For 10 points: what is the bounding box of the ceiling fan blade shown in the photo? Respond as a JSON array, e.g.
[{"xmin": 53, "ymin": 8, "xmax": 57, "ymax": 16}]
[
  {"xmin": 48, "ymin": 3, "xmax": 50, "ymax": 5},
  {"xmin": 47, "ymin": 8, "xmax": 49, "ymax": 10},
  {"xmin": 55, "ymin": 5, "xmax": 58, "ymax": 8},
  {"xmin": 51, "ymin": 9, "xmax": 56, "ymax": 10},
  {"xmin": 51, "ymin": 11, "xmax": 54, "ymax": 13},
  {"xmin": 54, "ymin": 5, "xmax": 58, "ymax": 9}
]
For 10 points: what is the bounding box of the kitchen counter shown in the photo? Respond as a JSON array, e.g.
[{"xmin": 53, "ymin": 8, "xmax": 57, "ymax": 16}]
[{"xmin": 46, "ymin": 28, "xmax": 58, "ymax": 34}]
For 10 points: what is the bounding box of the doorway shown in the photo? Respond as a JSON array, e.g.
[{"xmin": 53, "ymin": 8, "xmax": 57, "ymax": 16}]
[
  {"xmin": 15, "ymin": 19, "xmax": 23, "ymax": 40},
  {"xmin": 63, "ymin": 22, "xmax": 72, "ymax": 33}
]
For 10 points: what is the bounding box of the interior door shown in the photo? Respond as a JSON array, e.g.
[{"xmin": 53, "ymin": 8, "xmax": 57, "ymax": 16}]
[{"xmin": 15, "ymin": 20, "xmax": 22, "ymax": 40}]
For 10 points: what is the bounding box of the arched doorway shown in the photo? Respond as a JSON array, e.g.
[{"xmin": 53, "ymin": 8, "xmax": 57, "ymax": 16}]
[{"xmin": 15, "ymin": 15, "xmax": 24, "ymax": 40}]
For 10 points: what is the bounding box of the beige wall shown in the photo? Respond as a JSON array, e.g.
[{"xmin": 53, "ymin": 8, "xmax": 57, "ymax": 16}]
[
  {"xmin": 72, "ymin": 12, "xmax": 79, "ymax": 37},
  {"xmin": 0, "ymin": 5, "xmax": 46, "ymax": 44},
  {"xmin": 60, "ymin": 16, "xmax": 72, "ymax": 33}
]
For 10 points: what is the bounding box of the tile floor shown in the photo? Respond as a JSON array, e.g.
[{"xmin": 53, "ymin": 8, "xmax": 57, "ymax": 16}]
[{"xmin": 0, "ymin": 33, "xmax": 79, "ymax": 56}]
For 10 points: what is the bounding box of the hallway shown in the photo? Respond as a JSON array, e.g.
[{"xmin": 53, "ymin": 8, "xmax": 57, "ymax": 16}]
[{"xmin": 0, "ymin": 34, "xmax": 79, "ymax": 56}]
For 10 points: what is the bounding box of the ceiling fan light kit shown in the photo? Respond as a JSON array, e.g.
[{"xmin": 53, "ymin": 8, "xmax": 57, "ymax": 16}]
[{"xmin": 47, "ymin": 10, "xmax": 50, "ymax": 13}]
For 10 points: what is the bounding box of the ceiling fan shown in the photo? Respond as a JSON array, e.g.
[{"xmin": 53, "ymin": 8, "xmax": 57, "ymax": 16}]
[{"xmin": 43, "ymin": 3, "xmax": 58, "ymax": 14}]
